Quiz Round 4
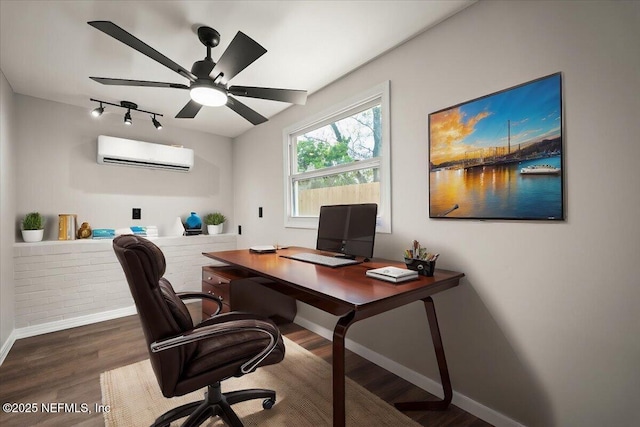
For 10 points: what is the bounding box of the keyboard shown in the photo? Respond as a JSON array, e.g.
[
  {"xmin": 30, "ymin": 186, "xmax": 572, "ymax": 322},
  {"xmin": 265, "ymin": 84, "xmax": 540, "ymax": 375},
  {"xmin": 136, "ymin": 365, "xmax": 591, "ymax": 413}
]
[{"xmin": 282, "ymin": 252, "xmax": 361, "ymax": 267}]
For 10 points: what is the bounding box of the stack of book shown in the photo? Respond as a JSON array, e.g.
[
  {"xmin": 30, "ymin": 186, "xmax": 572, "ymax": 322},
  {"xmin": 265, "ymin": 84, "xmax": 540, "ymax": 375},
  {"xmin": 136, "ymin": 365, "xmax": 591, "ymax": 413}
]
[
  {"xmin": 129, "ymin": 226, "xmax": 146, "ymax": 236},
  {"xmin": 92, "ymin": 229, "xmax": 116, "ymax": 239},
  {"xmin": 92, "ymin": 226, "xmax": 159, "ymax": 239},
  {"xmin": 366, "ymin": 266, "xmax": 419, "ymax": 283}
]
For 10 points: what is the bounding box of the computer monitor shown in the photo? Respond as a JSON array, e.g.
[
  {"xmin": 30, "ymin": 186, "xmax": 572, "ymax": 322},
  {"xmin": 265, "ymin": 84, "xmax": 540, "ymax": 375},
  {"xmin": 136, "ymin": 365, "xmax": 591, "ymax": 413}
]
[{"xmin": 316, "ymin": 203, "xmax": 378, "ymax": 260}]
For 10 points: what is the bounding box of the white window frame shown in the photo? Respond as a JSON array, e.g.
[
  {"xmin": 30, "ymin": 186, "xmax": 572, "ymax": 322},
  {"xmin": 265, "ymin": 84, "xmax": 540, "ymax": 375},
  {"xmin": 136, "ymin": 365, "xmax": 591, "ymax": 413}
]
[{"xmin": 283, "ymin": 81, "xmax": 391, "ymax": 233}]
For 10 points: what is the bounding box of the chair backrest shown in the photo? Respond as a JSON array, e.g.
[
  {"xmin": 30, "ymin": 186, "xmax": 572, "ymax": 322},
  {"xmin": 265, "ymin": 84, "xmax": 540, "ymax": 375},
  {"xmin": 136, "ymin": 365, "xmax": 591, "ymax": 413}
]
[{"xmin": 112, "ymin": 234, "xmax": 195, "ymax": 395}]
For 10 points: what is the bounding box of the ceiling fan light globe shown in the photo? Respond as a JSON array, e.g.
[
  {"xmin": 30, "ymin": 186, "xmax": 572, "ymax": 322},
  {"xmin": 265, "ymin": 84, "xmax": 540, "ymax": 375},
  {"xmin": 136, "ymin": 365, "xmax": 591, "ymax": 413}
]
[{"xmin": 190, "ymin": 85, "xmax": 228, "ymax": 107}]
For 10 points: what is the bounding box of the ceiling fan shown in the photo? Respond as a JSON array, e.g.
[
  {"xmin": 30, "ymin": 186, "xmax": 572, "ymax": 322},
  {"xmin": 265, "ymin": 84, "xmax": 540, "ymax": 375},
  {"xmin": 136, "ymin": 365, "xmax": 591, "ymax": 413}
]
[{"xmin": 88, "ymin": 21, "xmax": 307, "ymax": 125}]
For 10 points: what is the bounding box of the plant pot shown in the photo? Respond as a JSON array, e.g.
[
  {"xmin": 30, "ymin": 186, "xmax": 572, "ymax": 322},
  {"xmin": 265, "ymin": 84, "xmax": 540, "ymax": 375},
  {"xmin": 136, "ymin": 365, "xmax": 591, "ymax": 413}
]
[
  {"xmin": 207, "ymin": 224, "xmax": 224, "ymax": 235},
  {"xmin": 22, "ymin": 229, "xmax": 44, "ymax": 243}
]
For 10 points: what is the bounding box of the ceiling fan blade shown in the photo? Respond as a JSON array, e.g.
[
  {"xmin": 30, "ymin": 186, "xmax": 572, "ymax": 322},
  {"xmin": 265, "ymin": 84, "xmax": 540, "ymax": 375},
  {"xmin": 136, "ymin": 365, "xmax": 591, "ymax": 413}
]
[
  {"xmin": 90, "ymin": 77, "xmax": 189, "ymax": 89},
  {"xmin": 211, "ymin": 32, "xmax": 266, "ymax": 84},
  {"xmin": 228, "ymin": 86, "xmax": 307, "ymax": 105},
  {"xmin": 88, "ymin": 21, "xmax": 196, "ymax": 82},
  {"xmin": 176, "ymin": 100, "xmax": 203, "ymax": 119},
  {"xmin": 226, "ymin": 96, "xmax": 268, "ymax": 125}
]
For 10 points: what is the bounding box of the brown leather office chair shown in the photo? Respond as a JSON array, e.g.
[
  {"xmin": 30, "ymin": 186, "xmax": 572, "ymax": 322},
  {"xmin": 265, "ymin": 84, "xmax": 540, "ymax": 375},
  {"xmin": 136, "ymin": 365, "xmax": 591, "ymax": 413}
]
[{"xmin": 113, "ymin": 235, "xmax": 285, "ymax": 427}]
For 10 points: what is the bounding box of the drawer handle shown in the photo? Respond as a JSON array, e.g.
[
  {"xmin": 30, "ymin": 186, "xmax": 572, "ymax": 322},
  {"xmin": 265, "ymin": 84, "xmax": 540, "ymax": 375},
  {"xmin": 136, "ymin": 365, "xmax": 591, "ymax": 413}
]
[
  {"xmin": 206, "ymin": 290, "xmax": 223, "ymax": 301},
  {"xmin": 206, "ymin": 276, "xmax": 225, "ymax": 284}
]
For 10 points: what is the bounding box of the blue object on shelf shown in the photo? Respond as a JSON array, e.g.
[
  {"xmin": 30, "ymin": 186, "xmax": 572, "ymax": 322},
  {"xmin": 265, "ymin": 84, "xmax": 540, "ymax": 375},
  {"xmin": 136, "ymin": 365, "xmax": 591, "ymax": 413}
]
[
  {"xmin": 92, "ymin": 229, "xmax": 116, "ymax": 239},
  {"xmin": 185, "ymin": 212, "xmax": 202, "ymax": 229}
]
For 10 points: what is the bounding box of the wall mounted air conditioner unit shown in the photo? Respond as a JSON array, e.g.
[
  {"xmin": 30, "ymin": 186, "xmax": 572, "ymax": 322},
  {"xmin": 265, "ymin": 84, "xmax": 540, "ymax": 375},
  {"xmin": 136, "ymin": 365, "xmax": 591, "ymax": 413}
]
[{"xmin": 97, "ymin": 135, "xmax": 194, "ymax": 172}]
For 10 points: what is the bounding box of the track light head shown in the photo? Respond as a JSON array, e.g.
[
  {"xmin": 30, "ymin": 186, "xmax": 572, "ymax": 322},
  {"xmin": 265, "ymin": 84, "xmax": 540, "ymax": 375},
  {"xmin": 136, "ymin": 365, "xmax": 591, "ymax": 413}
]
[
  {"xmin": 124, "ymin": 110, "xmax": 132, "ymax": 125},
  {"xmin": 91, "ymin": 104, "xmax": 104, "ymax": 117},
  {"xmin": 152, "ymin": 115, "xmax": 162, "ymax": 130}
]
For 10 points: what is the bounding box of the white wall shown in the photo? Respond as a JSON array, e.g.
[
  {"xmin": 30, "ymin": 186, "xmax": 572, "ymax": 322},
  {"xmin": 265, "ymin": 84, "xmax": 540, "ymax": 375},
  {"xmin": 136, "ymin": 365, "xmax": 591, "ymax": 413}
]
[
  {"xmin": 15, "ymin": 95, "xmax": 235, "ymax": 240},
  {"xmin": 232, "ymin": 1, "xmax": 640, "ymax": 426},
  {"xmin": 0, "ymin": 71, "xmax": 17, "ymax": 357}
]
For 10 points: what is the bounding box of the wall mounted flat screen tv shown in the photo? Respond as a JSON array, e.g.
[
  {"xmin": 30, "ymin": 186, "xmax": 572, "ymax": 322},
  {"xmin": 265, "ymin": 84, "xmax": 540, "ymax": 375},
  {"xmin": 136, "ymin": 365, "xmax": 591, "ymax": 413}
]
[
  {"xmin": 316, "ymin": 203, "xmax": 378, "ymax": 259},
  {"xmin": 429, "ymin": 72, "xmax": 564, "ymax": 220}
]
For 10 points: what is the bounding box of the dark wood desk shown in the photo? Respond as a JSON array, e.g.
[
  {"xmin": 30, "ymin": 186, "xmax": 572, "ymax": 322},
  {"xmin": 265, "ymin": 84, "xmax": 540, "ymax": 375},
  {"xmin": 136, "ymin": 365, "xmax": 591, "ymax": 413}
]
[{"xmin": 203, "ymin": 247, "xmax": 464, "ymax": 427}]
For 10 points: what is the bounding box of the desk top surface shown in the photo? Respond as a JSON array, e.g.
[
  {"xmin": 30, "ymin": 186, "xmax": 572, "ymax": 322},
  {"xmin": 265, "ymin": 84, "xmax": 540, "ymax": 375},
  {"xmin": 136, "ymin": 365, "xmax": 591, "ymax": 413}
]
[{"xmin": 204, "ymin": 247, "xmax": 464, "ymax": 317}]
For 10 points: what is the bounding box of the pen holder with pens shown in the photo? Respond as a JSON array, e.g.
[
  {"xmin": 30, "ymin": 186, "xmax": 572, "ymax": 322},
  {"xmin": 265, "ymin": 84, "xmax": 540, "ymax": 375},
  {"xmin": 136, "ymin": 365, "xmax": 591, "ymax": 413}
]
[{"xmin": 404, "ymin": 258, "xmax": 436, "ymax": 277}]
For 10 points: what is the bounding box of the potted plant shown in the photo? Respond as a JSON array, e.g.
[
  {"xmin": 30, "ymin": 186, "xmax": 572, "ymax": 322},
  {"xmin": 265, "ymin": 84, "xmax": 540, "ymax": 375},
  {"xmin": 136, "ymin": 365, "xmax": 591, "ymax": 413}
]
[
  {"xmin": 21, "ymin": 212, "xmax": 45, "ymax": 242},
  {"xmin": 204, "ymin": 212, "xmax": 226, "ymax": 235}
]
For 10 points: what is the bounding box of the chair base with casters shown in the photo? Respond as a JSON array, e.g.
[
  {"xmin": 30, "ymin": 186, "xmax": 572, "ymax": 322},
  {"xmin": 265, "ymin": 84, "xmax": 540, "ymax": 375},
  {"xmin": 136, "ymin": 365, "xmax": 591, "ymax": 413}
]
[{"xmin": 153, "ymin": 382, "xmax": 275, "ymax": 427}]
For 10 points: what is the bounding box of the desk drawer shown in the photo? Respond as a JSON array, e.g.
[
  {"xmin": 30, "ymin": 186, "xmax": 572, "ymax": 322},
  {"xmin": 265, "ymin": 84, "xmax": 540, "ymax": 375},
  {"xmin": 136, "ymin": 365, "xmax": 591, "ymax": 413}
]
[
  {"xmin": 202, "ymin": 281, "xmax": 230, "ymax": 315},
  {"xmin": 203, "ymin": 265, "xmax": 252, "ymax": 283},
  {"xmin": 202, "ymin": 281, "xmax": 230, "ymax": 304},
  {"xmin": 202, "ymin": 269, "xmax": 230, "ymax": 285}
]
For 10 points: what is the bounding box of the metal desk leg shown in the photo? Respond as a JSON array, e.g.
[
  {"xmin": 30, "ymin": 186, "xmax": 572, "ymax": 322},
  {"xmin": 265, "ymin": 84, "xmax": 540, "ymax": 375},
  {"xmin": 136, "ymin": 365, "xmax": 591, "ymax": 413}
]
[
  {"xmin": 332, "ymin": 311, "xmax": 357, "ymax": 427},
  {"xmin": 395, "ymin": 296, "xmax": 453, "ymax": 411}
]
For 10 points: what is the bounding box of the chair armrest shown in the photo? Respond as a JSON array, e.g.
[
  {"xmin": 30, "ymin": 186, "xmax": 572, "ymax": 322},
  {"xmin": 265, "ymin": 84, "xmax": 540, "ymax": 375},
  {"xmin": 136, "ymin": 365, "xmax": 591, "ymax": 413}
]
[
  {"xmin": 176, "ymin": 291, "xmax": 223, "ymax": 316},
  {"xmin": 150, "ymin": 318, "xmax": 280, "ymax": 374}
]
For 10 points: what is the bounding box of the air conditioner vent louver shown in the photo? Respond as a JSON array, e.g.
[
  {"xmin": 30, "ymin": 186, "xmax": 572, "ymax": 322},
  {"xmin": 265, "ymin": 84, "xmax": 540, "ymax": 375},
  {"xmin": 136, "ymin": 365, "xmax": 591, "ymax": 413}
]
[
  {"xmin": 100, "ymin": 157, "xmax": 192, "ymax": 171},
  {"xmin": 97, "ymin": 135, "xmax": 194, "ymax": 172}
]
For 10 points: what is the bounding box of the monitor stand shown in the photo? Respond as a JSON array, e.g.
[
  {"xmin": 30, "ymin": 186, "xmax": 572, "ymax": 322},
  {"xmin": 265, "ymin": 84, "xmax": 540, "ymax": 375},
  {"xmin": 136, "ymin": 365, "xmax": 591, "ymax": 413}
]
[
  {"xmin": 334, "ymin": 254, "xmax": 356, "ymax": 260},
  {"xmin": 334, "ymin": 252, "xmax": 370, "ymax": 262}
]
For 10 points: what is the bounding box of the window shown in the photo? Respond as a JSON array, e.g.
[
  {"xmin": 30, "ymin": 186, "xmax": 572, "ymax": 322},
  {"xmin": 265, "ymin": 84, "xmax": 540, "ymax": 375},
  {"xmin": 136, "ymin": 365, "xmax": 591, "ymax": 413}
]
[{"xmin": 283, "ymin": 81, "xmax": 391, "ymax": 232}]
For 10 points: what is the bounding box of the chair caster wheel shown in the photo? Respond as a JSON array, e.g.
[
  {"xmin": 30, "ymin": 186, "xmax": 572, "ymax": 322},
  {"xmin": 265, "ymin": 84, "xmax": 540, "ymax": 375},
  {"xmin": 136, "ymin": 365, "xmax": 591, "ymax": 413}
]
[{"xmin": 262, "ymin": 398, "xmax": 275, "ymax": 410}]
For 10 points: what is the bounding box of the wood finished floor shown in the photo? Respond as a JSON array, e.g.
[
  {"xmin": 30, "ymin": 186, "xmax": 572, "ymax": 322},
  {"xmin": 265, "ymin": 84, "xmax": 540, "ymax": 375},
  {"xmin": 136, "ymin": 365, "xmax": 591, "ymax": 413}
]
[{"xmin": 0, "ymin": 307, "xmax": 491, "ymax": 426}]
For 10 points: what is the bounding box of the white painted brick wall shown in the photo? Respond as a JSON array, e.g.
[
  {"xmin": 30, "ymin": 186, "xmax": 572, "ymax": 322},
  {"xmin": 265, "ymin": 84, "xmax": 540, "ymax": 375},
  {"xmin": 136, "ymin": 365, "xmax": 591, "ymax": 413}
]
[{"xmin": 13, "ymin": 235, "xmax": 236, "ymax": 328}]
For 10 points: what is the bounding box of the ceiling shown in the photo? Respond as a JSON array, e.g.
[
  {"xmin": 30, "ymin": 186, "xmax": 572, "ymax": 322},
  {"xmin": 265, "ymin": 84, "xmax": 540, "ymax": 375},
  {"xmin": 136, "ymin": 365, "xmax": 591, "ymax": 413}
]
[{"xmin": 0, "ymin": 0, "xmax": 474, "ymax": 138}]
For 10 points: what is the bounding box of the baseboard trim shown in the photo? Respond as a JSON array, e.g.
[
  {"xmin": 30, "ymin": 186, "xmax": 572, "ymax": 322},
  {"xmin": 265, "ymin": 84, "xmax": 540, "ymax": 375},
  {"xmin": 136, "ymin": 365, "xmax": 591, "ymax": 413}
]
[
  {"xmin": 2, "ymin": 306, "xmax": 131, "ymax": 365},
  {"xmin": 0, "ymin": 330, "xmax": 18, "ymax": 366},
  {"xmin": 3, "ymin": 301, "xmax": 200, "ymax": 365},
  {"xmin": 294, "ymin": 315, "xmax": 524, "ymax": 427},
  {"xmin": 14, "ymin": 306, "xmax": 138, "ymax": 340}
]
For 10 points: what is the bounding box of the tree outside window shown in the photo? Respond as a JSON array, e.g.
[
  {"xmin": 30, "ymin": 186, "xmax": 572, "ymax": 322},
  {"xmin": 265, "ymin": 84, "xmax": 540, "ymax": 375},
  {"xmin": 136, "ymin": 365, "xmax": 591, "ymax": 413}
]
[{"xmin": 284, "ymin": 82, "xmax": 391, "ymax": 232}]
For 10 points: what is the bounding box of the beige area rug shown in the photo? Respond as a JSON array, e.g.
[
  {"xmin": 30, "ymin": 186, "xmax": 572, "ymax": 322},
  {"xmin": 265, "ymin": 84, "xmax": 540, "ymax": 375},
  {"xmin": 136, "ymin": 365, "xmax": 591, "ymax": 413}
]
[{"xmin": 101, "ymin": 336, "xmax": 421, "ymax": 426}]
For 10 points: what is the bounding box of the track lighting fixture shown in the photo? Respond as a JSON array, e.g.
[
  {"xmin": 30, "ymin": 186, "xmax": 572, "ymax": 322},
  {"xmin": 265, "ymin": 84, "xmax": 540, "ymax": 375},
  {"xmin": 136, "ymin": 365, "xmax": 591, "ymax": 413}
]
[
  {"xmin": 89, "ymin": 98, "xmax": 163, "ymax": 129},
  {"xmin": 152, "ymin": 114, "xmax": 163, "ymax": 130}
]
